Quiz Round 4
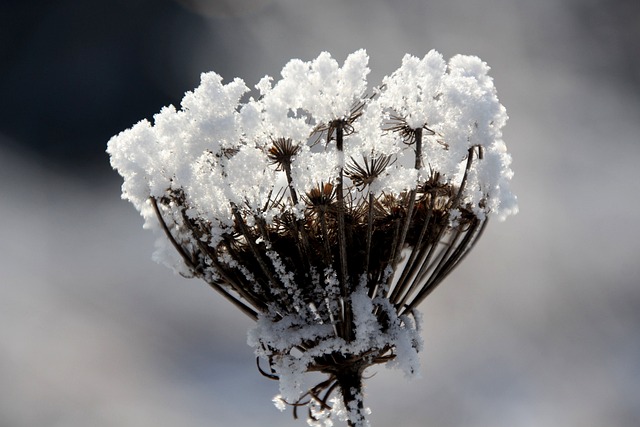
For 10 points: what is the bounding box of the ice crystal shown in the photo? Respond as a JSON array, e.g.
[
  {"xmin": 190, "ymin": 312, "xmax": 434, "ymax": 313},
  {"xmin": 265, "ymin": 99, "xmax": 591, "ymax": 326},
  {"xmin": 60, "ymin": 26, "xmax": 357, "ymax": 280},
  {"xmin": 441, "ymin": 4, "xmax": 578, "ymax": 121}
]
[{"xmin": 107, "ymin": 49, "xmax": 516, "ymax": 427}]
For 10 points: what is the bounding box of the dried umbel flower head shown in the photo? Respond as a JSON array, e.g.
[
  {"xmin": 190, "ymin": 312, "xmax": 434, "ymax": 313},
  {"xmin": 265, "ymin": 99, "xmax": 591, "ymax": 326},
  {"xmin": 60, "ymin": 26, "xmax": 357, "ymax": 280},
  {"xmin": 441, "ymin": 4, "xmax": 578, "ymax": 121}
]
[{"xmin": 108, "ymin": 49, "xmax": 517, "ymax": 427}]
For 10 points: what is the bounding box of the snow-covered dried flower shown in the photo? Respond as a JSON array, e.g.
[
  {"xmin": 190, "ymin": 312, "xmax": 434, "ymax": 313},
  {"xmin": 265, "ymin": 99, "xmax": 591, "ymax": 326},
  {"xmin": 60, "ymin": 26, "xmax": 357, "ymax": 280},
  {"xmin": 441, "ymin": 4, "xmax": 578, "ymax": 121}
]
[{"xmin": 107, "ymin": 49, "xmax": 517, "ymax": 427}]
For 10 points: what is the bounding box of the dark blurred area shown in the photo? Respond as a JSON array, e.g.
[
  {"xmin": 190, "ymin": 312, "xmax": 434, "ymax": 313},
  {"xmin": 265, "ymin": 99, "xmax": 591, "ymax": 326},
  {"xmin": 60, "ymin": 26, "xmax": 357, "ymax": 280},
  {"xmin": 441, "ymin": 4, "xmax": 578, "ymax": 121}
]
[
  {"xmin": 1, "ymin": 0, "xmax": 226, "ymax": 177},
  {"xmin": 1, "ymin": 0, "xmax": 202, "ymax": 176}
]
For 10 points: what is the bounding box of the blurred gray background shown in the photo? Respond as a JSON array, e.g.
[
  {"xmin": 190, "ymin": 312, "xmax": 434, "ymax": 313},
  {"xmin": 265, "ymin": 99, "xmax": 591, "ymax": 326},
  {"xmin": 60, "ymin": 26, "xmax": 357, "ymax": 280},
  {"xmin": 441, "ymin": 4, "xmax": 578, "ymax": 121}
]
[{"xmin": 1, "ymin": 0, "xmax": 639, "ymax": 426}]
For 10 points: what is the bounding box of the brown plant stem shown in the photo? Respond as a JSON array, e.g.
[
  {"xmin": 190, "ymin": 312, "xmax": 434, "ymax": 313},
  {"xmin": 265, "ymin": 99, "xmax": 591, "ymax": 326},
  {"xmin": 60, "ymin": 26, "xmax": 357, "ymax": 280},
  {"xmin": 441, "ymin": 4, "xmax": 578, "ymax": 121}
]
[
  {"xmin": 335, "ymin": 367, "xmax": 366, "ymax": 427},
  {"xmin": 335, "ymin": 122, "xmax": 353, "ymax": 341}
]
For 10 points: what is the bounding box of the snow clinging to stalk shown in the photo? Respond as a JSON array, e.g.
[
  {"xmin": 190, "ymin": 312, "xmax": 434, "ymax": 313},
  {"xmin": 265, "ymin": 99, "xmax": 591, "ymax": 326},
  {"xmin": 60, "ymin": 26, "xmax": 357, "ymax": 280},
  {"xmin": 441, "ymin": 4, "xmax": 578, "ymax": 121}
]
[{"xmin": 107, "ymin": 49, "xmax": 517, "ymax": 427}]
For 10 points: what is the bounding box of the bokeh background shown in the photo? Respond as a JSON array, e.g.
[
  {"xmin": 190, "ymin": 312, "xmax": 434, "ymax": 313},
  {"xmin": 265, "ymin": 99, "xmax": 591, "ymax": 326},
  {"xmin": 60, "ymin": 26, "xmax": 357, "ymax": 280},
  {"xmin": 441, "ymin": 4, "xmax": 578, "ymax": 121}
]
[{"xmin": 2, "ymin": 0, "xmax": 639, "ymax": 426}]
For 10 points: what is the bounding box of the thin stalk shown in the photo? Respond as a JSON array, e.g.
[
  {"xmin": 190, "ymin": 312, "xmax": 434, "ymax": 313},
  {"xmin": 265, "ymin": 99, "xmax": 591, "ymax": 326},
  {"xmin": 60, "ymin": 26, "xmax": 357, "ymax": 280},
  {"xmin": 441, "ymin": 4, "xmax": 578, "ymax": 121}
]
[
  {"xmin": 404, "ymin": 218, "xmax": 488, "ymax": 314},
  {"xmin": 319, "ymin": 209, "xmax": 333, "ymax": 267},
  {"xmin": 434, "ymin": 220, "xmax": 481, "ymax": 279},
  {"xmin": 151, "ymin": 197, "xmax": 258, "ymax": 320},
  {"xmin": 381, "ymin": 218, "xmax": 402, "ymax": 300},
  {"xmin": 335, "ymin": 124, "xmax": 349, "ymax": 292},
  {"xmin": 450, "ymin": 146, "xmax": 476, "ymax": 208},
  {"xmin": 394, "ymin": 222, "xmax": 447, "ymax": 310},
  {"xmin": 398, "ymin": 145, "xmax": 478, "ymax": 312},
  {"xmin": 231, "ymin": 204, "xmax": 288, "ymax": 307},
  {"xmin": 335, "ymin": 123, "xmax": 352, "ymax": 340},
  {"xmin": 365, "ymin": 192, "xmax": 375, "ymax": 297},
  {"xmin": 190, "ymin": 230, "xmax": 266, "ymax": 315},
  {"xmin": 416, "ymin": 227, "xmax": 463, "ymax": 289},
  {"xmin": 150, "ymin": 197, "xmax": 197, "ymax": 270},
  {"xmin": 282, "ymin": 161, "xmax": 314, "ymax": 284},
  {"xmin": 174, "ymin": 204, "xmax": 266, "ymax": 313},
  {"xmin": 402, "ymin": 228, "xmax": 465, "ymax": 314},
  {"xmin": 387, "ymin": 128, "xmax": 422, "ymax": 298},
  {"xmin": 389, "ymin": 201, "xmax": 433, "ymax": 306},
  {"xmin": 390, "ymin": 195, "xmax": 435, "ymax": 304}
]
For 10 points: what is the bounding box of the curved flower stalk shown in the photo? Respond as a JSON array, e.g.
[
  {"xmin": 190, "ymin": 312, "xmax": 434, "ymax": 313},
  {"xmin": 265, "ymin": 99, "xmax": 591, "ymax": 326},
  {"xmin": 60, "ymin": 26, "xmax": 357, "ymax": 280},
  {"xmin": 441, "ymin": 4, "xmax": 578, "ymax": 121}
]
[{"xmin": 107, "ymin": 49, "xmax": 517, "ymax": 427}]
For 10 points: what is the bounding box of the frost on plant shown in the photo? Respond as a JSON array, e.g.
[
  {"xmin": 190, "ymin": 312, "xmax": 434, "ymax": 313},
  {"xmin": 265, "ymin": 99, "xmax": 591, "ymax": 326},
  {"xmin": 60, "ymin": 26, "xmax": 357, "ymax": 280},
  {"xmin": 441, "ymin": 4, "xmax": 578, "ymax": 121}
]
[{"xmin": 107, "ymin": 49, "xmax": 516, "ymax": 427}]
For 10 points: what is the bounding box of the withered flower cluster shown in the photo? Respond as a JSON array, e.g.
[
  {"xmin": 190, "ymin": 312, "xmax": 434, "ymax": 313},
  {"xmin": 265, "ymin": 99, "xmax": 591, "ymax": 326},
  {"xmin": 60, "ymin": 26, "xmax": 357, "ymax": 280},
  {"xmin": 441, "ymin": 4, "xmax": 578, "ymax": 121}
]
[{"xmin": 108, "ymin": 50, "xmax": 516, "ymax": 427}]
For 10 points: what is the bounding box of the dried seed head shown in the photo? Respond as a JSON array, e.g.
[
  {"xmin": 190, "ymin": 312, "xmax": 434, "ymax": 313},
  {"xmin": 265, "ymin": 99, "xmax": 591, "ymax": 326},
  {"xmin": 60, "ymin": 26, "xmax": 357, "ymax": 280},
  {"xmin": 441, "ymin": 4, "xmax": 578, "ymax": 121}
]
[
  {"xmin": 267, "ymin": 138, "xmax": 300, "ymax": 170},
  {"xmin": 384, "ymin": 113, "xmax": 436, "ymax": 146},
  {"xmin": 304, "ymin": 183, "xmax": 336, "ymax": 209},
  {"xmin": 344, "ymin": 155, "xmax": 393, "ymax": 189}
]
